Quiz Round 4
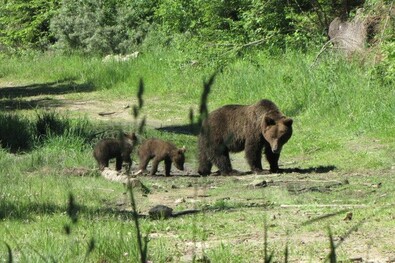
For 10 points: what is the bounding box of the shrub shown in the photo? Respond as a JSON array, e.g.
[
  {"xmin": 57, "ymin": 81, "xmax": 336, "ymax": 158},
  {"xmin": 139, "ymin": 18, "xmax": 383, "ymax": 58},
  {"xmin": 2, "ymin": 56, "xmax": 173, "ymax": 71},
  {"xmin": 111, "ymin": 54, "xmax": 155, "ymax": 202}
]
[
  {"xmin": 35, "ymin": 111, "xmax": 96, "ymax": 144},
  {"xmin": 0, "ymin": 0, "xmax": 60, "ymax": 50},
  {"xmin": 50, "ymin": 0, "xmax": 158, "ymax": 55},
  {"xmin": 0, "ymin": 113, "xmax": 34, "ymax": 152}
]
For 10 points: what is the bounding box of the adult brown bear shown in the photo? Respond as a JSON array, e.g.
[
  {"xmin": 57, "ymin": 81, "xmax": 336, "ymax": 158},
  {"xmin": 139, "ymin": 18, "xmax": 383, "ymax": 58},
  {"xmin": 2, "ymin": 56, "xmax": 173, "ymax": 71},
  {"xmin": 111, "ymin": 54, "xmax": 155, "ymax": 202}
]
[{"xmin": 198, "ymin": 99, "xmax": 292, "ymax": 175}]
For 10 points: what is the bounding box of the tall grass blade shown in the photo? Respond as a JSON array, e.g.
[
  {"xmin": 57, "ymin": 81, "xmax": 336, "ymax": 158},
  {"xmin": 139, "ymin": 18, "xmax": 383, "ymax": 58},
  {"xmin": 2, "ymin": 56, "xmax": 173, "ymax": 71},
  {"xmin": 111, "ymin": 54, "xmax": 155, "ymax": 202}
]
[
  {"xmin": 327, "ymin": 227, "xmax": 337, "ymax": 263},
  {"xmin": 138, "ymin": 117, "xmax": 146, "ymax": 134},
  {"xmin": 66, "ymin": 193, "xmax": 78, "ymax": 224},
  {"xmin": 5, "ymin": 242, "xmax": 13, "ymax": 263},
  {"xmin": 127, "ymin": 184, "xmax": 148, "ymax": 263},
  {"xmin": 137, "ymin": 78, "xmax": 144, "ymax": 109},
  {"xmin": 263, "ymin": 217, "xmax": 273, "ymax": 263},
  {"xmin": 128, "ymin": 77, "xmax": 148, "ymax": 263},
  {"xmin": 284, "ymin": 242, "xmax": 289, "ymax": 263},
  {"xmin": 84, "ymin": 238, "xmax": 95, "ymax": 262},
  {"xmin": 198, "ymin": 72, "xmax": 216, "ymax": 129}
]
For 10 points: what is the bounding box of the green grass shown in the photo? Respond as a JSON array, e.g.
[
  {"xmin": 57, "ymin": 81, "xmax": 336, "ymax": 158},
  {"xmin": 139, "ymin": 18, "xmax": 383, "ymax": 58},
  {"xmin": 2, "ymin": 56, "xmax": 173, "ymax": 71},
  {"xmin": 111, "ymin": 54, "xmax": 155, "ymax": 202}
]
[{"xmin": 0, "ymin": 48, "xmax": 394, "ymax": 262}]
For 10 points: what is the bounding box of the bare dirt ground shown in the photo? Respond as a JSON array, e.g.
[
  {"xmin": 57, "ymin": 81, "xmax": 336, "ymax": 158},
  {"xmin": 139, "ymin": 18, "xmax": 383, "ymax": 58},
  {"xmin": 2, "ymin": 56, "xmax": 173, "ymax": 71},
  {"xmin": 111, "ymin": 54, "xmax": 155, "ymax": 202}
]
[{"xmin": 2, "ymin": 82, "xmax": 395, "ymax": 262}]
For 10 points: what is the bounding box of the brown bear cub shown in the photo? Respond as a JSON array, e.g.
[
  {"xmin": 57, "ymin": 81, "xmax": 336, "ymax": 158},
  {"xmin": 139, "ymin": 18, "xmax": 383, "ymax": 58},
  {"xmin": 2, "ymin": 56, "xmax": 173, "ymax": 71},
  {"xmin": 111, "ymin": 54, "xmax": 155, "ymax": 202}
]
[
  {"xmin": 93, "ymin": 132, "xmax": 138, "ymax": 172},
  {"xmin": 136, "ymin": 138, "xmax": 186, "ymax": 176},
  {"xmin": 198, "ymin": 99, "xmax": 293, "ymax": 175}
]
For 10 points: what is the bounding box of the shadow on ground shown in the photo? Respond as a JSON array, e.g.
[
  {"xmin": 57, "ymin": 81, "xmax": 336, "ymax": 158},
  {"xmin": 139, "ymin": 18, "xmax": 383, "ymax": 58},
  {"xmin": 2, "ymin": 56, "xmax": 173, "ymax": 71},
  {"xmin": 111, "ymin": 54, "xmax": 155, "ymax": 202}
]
[
  {"xmin": 156, "ymin": 123, "xmax": 200, "ymax": 136},
  {"xmin": 280, "ymin": 165, "xmax": 336, "ymax": 174},
  {"xmin": 127, "ymin": 165, "xmax": 337, "ymax": 178},
  {"xmin": 0, "ymin": 80, "xmax": 95, "ymax": 110}
]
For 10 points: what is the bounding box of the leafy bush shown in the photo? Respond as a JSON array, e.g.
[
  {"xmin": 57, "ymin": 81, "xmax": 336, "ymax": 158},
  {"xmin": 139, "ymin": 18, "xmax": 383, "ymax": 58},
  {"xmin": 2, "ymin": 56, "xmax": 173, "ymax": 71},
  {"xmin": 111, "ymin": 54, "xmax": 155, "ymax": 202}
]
[
  {"xmin": 36, "ymin": 111, "xmax": 70, "ymax": 140},
  {"xmin": 0, "ymin": 0, "xmax": 60, "ymax": 50},
  {"xmin": 375, "ymin": 41, "xmax": 395, "ymax": 85},
  {"xmin": 0, "ymin": 111, "xmax": 95, "ymax": 153},
  {"xmin": 35, "ymin": 111, "xmax": 96, "ymax": 144},
  {"xmin": 0, "ymin": 113, "xmax": 34, "ymax": 152},
  {"xmin": 50, "ymin": 0, "xmax": 158, "ymax": 55}
]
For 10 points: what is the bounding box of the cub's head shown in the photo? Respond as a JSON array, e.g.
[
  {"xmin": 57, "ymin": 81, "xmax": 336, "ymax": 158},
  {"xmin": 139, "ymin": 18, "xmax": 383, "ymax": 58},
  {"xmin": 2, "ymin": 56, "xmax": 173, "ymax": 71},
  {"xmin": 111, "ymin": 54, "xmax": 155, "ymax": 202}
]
[
  {"xmin": 121, "ymin": 133, "xmax": 138, "ymax": 154},
  {"xmin": 172, "ymin": 146, "xmax": 186, "ymax": 171},
  {"xmin": 123, "ymin": 132, "xmax": 138, "ymax": 146},
  {"xmin": 262, "ymin": 117, "xmax": 293, "ymax": 154}
]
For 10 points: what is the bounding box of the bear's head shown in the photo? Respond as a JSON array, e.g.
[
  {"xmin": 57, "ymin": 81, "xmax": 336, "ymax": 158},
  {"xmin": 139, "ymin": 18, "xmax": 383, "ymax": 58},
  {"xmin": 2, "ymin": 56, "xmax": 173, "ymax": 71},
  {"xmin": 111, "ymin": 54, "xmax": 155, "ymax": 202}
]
[
  {"xmin": 120, "ymin": 133, "xmax": 138, "ymax": 160},
  {"xmin": 172, "ymin": 146, "xmax": 186, "ymax": 171},
  {"xmin": 123, "ymin": 132, "xmax": 138, "ymax": 146},
  {"xmin": 262, "ymin": 117, "xmax": 293, "ymax": 154}
]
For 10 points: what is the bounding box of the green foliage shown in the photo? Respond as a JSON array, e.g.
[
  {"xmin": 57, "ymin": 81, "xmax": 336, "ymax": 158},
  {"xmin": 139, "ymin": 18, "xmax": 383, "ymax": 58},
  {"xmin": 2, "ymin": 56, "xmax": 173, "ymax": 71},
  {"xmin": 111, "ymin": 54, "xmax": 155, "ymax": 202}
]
[
  {"xmin": 0, "ymin": 112, "xmax": 34, "ymax": 152},
  {"xmin": 154, "ymin": 0, "xmax": 292, "ymax": 53},
  {"xmin": 50, "ymin": 0, "xmax": 158, "ymax": 54},
  {"xmin": 0, "ymin": 110, "xmax": 95, "ymax": 153},
  {"xmin": 36, "ymin": 111, "xmax": 71, "ymax": 141},
  {"xmin": 241, "ymin": 0, "xmax": 290, "ymax": 50},
  {"xmin": 0, "ymin": 0, "xmax": 60, "ymax": 50},
  {"xmin": 374, "ymin": 36, "xmax": 395, "ymax": 85},
  {"xmin": 35, "ymin": 111, "xmax": 95, "ymax": 143}
]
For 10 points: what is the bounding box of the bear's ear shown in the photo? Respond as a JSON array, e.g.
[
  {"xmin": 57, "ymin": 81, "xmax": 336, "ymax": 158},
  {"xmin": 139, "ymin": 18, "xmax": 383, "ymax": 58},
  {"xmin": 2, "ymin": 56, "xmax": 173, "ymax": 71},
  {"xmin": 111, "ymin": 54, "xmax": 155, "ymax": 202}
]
[
  {"xmin": 125, "ymin": 132, "xmax": 137, "ymax": 140},
  {"xmin": 179, "ymin": 146, "xmax": 186, "ymax": 154},
  {"xmin": 264, "ymin": 116, "xmax": 276, "ymax": 126},
  {"xmin": 130, "ymin": 132, "xmax": 137, "ymax": 140},
  {"xmin": 283, "ymin": 118, "xmax": 293, "ymax": 127}
]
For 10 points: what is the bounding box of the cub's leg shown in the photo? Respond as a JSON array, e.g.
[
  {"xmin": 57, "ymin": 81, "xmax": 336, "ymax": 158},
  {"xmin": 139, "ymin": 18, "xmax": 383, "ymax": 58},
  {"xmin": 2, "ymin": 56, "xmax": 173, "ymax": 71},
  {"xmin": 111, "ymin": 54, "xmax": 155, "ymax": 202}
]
[
  {"xmin": 164, "ymin": 158, "xmax": 172, "ymax": 176},
  {"xmin": 115, "ymin": 156, "xmax": 123, "ymax": 171},
  {"xmin": 150, "ymin": 157, "xmax": 161, "ymax": 176},
  {"xmin": 137, "ymin": 153, "xmax": 151, "ymax": 173},
  {"xmin": 123, "ymin": 155, "xmax": 132, "ymax": 173}
]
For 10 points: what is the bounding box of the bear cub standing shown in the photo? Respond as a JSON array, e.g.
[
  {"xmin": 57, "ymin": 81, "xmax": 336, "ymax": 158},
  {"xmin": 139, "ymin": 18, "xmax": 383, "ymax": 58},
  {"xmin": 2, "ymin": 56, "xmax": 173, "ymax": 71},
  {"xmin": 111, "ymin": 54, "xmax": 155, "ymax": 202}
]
[
  {"xmin": 198, "ymin": 99, "xmax": 293, "ymax": 175},
  {"xmin": 136, "ymin": 138, "xmax": 186, "ymax": 176},
  {"xmin": 93, "ymin": 132, "xmax": 137, "ymax": 172}
]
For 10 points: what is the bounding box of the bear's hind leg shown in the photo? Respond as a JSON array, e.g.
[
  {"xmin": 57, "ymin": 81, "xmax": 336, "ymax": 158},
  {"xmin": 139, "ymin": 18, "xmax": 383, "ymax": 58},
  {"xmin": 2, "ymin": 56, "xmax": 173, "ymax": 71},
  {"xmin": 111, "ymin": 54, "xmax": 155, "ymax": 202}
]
[
  {"xmin": 198, "ymin": 148, "xmax": 213, "ymax": 176},
  {"xmin": 150, "ymin": 157, "xmax": 161, "ymax": 176},
  {"xmin": 138, "ymin": 154, "xmax": 151, "ymax": 172},
  {"xmin": 213, "ymin": 149, "xmax": 233, "ymax": 175},
  {"xmin": 245, "ymin": 141, "xmax": 263, "ymax": 173}
]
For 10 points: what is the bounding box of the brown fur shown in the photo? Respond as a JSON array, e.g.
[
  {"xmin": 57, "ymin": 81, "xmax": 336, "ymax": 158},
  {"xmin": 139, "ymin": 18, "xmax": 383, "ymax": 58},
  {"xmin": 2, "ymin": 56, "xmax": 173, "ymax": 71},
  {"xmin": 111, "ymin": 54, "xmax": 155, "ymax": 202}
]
[
  {"xmin": 93, "ymin": 132, "xmax": 137, "ymax": 172},
  {"xmin": 198, "ymin": 99, "xmax": 293, "ymax": 175},
  {"xmin": 137, "ymin": 138, "xmax": 186, "ymax": 176}
]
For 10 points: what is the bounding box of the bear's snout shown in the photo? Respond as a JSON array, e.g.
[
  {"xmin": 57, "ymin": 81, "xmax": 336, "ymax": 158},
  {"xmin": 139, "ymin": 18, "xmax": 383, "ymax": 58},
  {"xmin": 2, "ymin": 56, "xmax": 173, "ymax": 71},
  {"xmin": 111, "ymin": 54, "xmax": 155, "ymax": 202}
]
[
  {"xmin": 271, "ymin": 144, "xmax": 281, "ymax": 154},
  {"xmin": 175, "ymin": 164, "xmax": 184, "ymax": 170}
]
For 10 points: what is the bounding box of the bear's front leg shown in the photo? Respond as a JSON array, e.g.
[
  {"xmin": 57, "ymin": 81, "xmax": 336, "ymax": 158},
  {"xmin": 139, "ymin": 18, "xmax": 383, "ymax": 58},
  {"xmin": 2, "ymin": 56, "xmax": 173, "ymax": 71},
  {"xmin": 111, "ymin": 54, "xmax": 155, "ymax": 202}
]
[
  {"xmin": 245, "ymin": 140, "xmax": 264, "ymax": 173},
  {"xmin": 115, "ymin": 156, "xmax": 123, "ymax": 171},
  {"xmin": 198, "ymin": 149, "xmax": 213, "ymax": 176},
  {"xmin": 264, "ymin": 146, "xmax": 280, "ymax": 173},
  {"xmin": 123, "ymin": 155, "xmax": 132, "ymax": 173},
  {"xmin": 164, "ymin": 158, "xmax": 172, "ymax": 176}
]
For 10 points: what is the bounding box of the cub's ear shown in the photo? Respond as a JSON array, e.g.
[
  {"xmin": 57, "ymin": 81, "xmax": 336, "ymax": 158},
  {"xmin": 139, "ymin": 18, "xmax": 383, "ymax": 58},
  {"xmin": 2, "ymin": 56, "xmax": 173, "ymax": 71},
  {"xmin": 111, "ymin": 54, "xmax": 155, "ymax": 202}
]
[
  {"xmin": 283, "ymin": 118, "xmax": 293, "ymax": 127},
  {"xmin": 179, "ymin": 146, "xmax": 186, "ymax": 153},
  {"xmin": 131, "ymin": 132, "xmax": 137, "ymax": 140},
  {"xmin": 264, "ymin": 116, "xmax": 276, "ymax": 126}
]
